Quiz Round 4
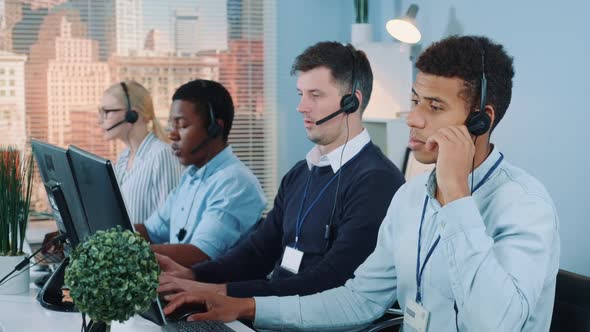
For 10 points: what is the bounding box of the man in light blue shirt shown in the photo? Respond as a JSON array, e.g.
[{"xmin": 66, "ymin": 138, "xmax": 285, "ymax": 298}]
[
  {"xmin": 135, "ymin": 80, "xmax": 266, "ymax": 267},
  {"xmin": 161, "ymin": 36, "xmax": 560, "ymax": 331}
]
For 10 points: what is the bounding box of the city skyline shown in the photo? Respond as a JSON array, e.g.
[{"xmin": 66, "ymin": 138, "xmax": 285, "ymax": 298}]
[{"xmin": 0, "ymin": 0, "xmax": 274, "ymax": 211}]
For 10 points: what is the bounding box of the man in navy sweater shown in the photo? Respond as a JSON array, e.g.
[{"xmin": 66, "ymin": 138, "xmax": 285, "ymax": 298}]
[{"xmin": 157, "ymin": 41, "xmax": 405, "ymax": 302}]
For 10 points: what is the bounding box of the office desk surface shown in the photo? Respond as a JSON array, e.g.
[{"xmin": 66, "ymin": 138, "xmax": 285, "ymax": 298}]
[{"xmin": 0, "ymin": 286, "xmax": 253, "ymax": 332}]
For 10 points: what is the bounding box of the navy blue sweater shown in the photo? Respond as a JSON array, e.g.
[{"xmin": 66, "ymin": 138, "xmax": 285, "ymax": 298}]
[{"xmin": 191, "ymin": 142, "xmax": 405, "ymax": 298}]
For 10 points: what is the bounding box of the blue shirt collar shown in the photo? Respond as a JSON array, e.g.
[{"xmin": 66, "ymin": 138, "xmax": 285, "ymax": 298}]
[
  {"xmin": 426, "ymin": 144, "xmax": 502, "ymax": 198},
  {"xmin": 186, "ymin": 145, "xmax": 235, "ymax": 180}
]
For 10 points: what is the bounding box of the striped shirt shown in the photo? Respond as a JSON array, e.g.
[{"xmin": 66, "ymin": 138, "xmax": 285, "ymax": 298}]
[
  {"xmin": 114, "ymin": 132, "xmax": 184, "ymax": 224},
  {"xmin": 144, "ymin": 146, "xmax": 267, "ymax": 260}
]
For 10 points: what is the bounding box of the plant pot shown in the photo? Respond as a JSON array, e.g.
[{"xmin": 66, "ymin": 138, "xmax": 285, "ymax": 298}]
[
  {"xmin": 88, "ymin": 320, "xmax": 110, "ymax": 332},
  {"xmin": 0, "ymin": 254, "xmax": 30, "ymax": 295},
  {"xmin": 351, "ymin": 23, "xmax": 373, "ymax": 45}
]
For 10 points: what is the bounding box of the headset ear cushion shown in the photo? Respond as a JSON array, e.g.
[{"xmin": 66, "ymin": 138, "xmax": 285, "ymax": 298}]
[
  {"xmin": 208, "ymin": 122, "xmax": 222, "ymax": 138},
  {"xmin": 340, "ymin": 94, "xmax": 360, "ymax": 114},
  {"xmin": 466, "ymin": 111, "xmax": 491, "ymax": 136},
  {"xmin": 126, "ymin": 110, "xmax": 139, "ymax": 124}
]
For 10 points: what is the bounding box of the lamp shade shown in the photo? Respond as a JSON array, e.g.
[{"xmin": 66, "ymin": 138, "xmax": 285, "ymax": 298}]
[{"xmin": 386, "ymin": 4, "xmax": 421, "ymax": 44}]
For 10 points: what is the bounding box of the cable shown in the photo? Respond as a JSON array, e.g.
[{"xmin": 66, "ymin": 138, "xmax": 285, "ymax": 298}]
[
  {"xmin": 470, "ymin": 136, "xmax": 479, "ymax": 194},
  {"xmin": 0, "ymin": 232, "xmax": 68, "ymax": 287},
  {"xmin": 324, "ymin": 115, "xmax": 350, "ymax": 252},
  {"xmin": 0, "ymin": 251, "xmax": 59, "ymax": 288},
  {"xmin": 81, "ymin": 312, "xmax": 88, "ymax": 332}
]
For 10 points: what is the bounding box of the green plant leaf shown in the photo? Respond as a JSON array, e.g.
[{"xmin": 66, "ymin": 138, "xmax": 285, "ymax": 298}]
[{"xmin": 64, "ymin": 227, "xmax": 160, "ymax": 323}]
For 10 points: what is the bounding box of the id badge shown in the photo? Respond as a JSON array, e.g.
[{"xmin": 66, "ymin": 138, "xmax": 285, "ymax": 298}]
[
  {"xmin": 404, "ymin": 299, "xmax": 430, "ymax": 332},
  {"xmin": 280, "ymin": 246, "xmax": 303, "ymax": 274}
]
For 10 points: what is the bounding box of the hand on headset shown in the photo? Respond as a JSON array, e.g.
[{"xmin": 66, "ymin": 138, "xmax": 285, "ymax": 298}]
[{"xmin": 425, "ymin": 125, "xmax": 474, "ymax": 204}]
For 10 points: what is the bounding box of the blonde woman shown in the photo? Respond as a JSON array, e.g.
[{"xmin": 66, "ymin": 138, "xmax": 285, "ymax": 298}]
[{"xmin": 98, "ymin": 81, "xmax": 183, "ymax": 224}]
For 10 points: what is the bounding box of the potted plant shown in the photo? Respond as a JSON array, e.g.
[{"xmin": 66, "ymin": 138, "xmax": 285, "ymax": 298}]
[
  {"xmin": 351, "ymin": 0, "xmax": 372, "ymax": 44},
  {"xmin": 0, "ymin": 147, "xmax": 34, "ymax": 295},
  {"xmin": 64, "ymin": 226, "xmax": 159, "ymax": 332}
]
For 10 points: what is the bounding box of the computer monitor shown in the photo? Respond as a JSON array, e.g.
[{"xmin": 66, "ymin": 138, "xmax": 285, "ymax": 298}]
[
  {"xmin": 66, "ymin": 145, "xmax": 166, "ymax": 325},
  {"xmin": 66, "ymin": 145, "xmax": 134, "ymax": 233},
  {"xmin": 32, "ymin": 139, "xmax": 91, "ymax": 246}
]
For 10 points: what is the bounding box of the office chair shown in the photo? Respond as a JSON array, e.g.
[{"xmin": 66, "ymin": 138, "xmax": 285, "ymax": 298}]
[
  {"xmin": 550, "ymin": 269, "xmax": 590, "ymax": 331},
  {"xmin": 362, "ymin": 302, "xmax": 404, "ymax": 332}
]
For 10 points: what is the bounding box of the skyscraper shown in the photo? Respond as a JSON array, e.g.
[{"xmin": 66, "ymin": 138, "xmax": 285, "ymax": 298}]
[
  {"xmin": 109, "ymin": 0, "xmax": 143, "ymax": 56},
  {"xmin": 0, "ymin": 50, "xmax": 27, "ymax": 149},
  {"xmin": 25, "ymin": 11, "xmax": 111, "ymax": 155},
  {"xmin": 174, "ymin": 8, "xmax": 198, "ymax": 54},
  {"xmin": 174, "ymin": 1, "xmax": 227, "ymax": 54}
]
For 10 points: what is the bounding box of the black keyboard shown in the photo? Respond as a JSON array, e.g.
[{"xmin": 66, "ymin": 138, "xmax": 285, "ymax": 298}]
[{"xmin": 177, "ymin": 320, "xmax": 235, "ymax": 332}]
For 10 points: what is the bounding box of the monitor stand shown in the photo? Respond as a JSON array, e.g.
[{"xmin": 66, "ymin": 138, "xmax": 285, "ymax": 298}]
[{"xmin": 37, "ymin": 257, "xmax": 77, "ymax": 312}]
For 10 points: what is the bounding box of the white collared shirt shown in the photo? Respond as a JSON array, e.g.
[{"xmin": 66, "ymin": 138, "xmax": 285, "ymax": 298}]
[{"xmin": 305, "ymin": 129, "xmax": 371, "ymax": 173}]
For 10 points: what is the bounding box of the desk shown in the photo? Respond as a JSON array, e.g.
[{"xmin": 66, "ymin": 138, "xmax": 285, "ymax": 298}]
[{"xmin": 0, "ymin": 283, "xmax": 253, "ymax": 332}]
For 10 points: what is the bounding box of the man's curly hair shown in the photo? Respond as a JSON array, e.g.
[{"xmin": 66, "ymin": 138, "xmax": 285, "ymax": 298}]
[{"xmin": 416, "ymin": 35, "xmax": 515, "ymax": 131}]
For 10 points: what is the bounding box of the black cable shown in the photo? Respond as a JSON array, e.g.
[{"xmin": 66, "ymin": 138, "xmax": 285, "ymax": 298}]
[
  {"xmin": 0, "ymin": 232, "xmax": 68, "ymax": 286},
  {"xmin": 0, "ymin": 251, "xmax": 59, "ymax": 288},
  {"xmin": 324, "ymin": 115, "xmax": 350, "ymax": 252},
  {"xmin": 470, "ymin": 136, "xmax": 479, "ymax": 194},
  {"xmin": 81, "ymin": 312, "xmax": 87, "ymax": 332}
]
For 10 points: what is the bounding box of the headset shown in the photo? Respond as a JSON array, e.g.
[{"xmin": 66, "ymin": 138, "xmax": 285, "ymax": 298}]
[
  {"xmin": 320, "ymin": 45, "xmax": 362, "ymax": 251},
  {"xmin": 120, "ymin": 82, "xmax": 139, "ymax": 124},
  {"xmin": 465, "ymin": 38, "xmax": 491, "ymax": 136},
  {"xmin": 105, "ymin": 82, "xmax": 139, "ymax": 131},
  {"xmin": 188, "ymin": 82, "xmax": 223, "ymax": 155},
  {"xmin": 204, "ymin": 101, "xmax": 222, "ymax": 140},
  {"xmin": 314, "ymin": 44, "xmax": 361, "ymax": 125},
  {"xmin": 464, "ymin": 37, "xmax": 493, "ymax": 195}
]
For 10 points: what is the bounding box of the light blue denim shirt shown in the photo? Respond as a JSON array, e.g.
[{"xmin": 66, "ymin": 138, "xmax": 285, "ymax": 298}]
[
  {"xmin": 254, "ymin": 147, "xmax": 560, "ymax": 331},
  {"xmin": 144, "ymin": 146, "xmax": 267, "ymax": 260}
]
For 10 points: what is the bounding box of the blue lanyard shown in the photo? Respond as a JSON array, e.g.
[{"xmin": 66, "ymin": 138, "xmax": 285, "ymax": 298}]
[
  {"xmin": 293, "ymin": 143, "xmax": 371, "ymax": 249},
  {"xmin": 415, "ymin": 153, "xmax": 504, "ymax": 303},
  {"xmin": 294, "ymin": 168, "xmax": 340, "ymax": 249}
]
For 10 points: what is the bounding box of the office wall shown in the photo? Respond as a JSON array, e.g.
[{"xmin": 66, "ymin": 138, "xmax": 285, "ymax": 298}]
[
  {"xmin": 276, "ymin": 1, "xmax": 589, "ymax": 275},
  {"xmin": 276, "ymin": 1, "xmax": 353, "ymax": 177}
]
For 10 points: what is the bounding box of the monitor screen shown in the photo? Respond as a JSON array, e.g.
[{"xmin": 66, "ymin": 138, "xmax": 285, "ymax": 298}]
[
  {"xmin": 66, "ymin": 145, "xmax": 164, "ymax": 326},
  {"xmin": 32, "ymin": 139, "xmax": 91, "ymax": 246},
  {"xmin": 66, "ymin": 145, "xmax": 133, "ymax": 233}
]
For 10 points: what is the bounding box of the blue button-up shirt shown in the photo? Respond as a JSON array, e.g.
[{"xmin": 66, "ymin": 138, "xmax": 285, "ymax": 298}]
[
  {"xmin": 115, "ymin": 132, "xmax": 184, "ymax": 224},
  {"xmin": 254, "ymin": 147, "xmax": 560, "ymax": 331},
  {"xmin": 144, "ymin": 146, "xmax": 267, "ymax": 260}
]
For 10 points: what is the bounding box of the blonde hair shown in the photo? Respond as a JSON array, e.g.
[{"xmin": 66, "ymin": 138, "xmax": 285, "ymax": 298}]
[{"xmin": 104, "ymin": 80, "xmax": 169, "ymax": 142}]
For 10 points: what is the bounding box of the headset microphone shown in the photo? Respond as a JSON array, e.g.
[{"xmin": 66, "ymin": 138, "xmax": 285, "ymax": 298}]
[
  {"xmin": 105, "ymin": 82, "xmax": 138, "ymax": 131},
  {"xmin": 315, "ymin": 108, "xmax": 347, "ymax": 126},
  {"xmin": 314, "ymin": 44, "xmax": 360, "ymax": 126},
  {"xmin": 106, "ymin": 119, "xmax": 127, "ymax": 131}
]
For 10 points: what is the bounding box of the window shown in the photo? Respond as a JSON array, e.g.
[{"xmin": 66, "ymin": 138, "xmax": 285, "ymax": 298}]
[{"xmin": 3, "ymin": 0, "xmax": 277, "ymax": 213}]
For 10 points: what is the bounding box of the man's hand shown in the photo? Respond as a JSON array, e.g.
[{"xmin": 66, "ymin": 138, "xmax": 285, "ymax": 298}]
[
  {"xmin": 156, "ymin": 253, "xmax": 194, "ymax": 280},
  {"xmin": 425, "ymin": 125, "xmax": 474, "ymax": 204},
  {"xmin": 163, "ymin": 291, "xmax": 256, "ymax": 322},
  {"xmin": 159, "ymin": 274, "xmax": 226, "ymax": 296}
]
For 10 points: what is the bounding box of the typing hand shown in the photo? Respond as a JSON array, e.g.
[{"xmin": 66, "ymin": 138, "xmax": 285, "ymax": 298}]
[
  {"xmin": 156, "ymin": 253, "xmax": 194, "ymax": 280},
  {"xmin": 163, "ymin": 291, "xmax": 255, "ymax": 322},
  {"xmin": 425, "ymin": 125, "xmax": 473, "ymax": 204},
  {"xmin": 158, "ymin": 274, "xmax": 226, "ymax": 295}
]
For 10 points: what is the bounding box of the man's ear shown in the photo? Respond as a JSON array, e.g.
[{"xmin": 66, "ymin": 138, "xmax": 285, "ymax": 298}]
[{"xmin": 484, "ymin": 104, "xmax": 495, "ymax": 130}]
